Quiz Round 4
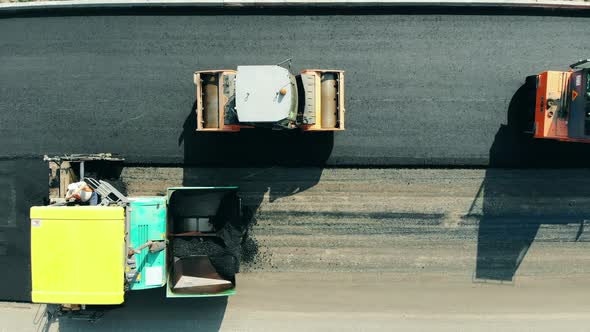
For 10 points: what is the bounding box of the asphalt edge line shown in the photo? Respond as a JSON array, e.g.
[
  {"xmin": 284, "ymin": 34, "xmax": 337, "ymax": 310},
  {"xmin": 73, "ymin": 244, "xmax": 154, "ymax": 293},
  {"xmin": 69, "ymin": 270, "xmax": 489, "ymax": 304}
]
[{"xmin": 1, "ymin": 0, "xmax": 590, "ymax": 11}]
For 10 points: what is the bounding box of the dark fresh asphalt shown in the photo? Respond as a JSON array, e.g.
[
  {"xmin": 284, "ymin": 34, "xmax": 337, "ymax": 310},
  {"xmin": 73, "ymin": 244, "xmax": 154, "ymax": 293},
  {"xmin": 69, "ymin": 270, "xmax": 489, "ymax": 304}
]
[{"xmin": 2, "ymin": 9, "xmax": 590, "ymax": 166}]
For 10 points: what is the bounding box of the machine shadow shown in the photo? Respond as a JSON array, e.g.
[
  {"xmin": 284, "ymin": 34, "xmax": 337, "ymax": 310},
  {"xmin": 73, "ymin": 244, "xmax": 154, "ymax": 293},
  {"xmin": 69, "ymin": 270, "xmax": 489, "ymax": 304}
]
[
  {"xmin": 179, "ymin": 101, "xmax": 333, "ymax": 264},
  {"xmin": 475, "ymin": 80, "xmax": 590, "ymax": 282},
  {"xmin": 0, "ymin": 158, "xmax": 47, "ymax": 302},
  {"xmin": 179, "ymin": 101, "xmax": 334, "ymax": 167},
  {"xmin": 56, "ymin": 288, "xmax": 227, "ymax": 332}
]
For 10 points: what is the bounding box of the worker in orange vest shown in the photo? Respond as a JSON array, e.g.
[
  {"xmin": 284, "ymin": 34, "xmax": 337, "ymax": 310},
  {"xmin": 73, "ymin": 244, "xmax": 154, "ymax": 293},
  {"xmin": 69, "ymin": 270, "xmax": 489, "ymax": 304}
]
[{"xmin": 65, "ymin": 181, "xmax": 98, "ymax": 205}]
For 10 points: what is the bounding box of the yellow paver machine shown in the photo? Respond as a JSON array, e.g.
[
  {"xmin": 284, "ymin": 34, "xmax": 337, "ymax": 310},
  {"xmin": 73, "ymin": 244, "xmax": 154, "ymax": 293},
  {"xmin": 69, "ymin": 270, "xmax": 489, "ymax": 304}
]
[{"xmin": 31, "ymin": 155, "xmax": 244, "ymax": 319}]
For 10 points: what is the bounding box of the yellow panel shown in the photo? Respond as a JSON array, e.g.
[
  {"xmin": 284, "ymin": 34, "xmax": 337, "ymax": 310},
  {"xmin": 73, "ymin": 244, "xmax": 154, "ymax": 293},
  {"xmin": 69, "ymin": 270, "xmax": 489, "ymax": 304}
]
[
  {"xmin": 30, "ymin": 205, "xmax": 124, "ymax": 220},
  {"xmin": 30, "ymin": 206, "xmax": 125, "ymax": 305}
]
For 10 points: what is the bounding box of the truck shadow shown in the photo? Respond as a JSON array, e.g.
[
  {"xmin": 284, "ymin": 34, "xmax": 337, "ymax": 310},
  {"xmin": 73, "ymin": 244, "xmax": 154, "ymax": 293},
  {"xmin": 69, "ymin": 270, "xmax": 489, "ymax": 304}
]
[
  {"xmin": 55, "ymin": 288, "xmax": 227, "ymax": 332},
  {"xmin": 474, "ymin": 80, "xmax": 590, "ymax": 282}
]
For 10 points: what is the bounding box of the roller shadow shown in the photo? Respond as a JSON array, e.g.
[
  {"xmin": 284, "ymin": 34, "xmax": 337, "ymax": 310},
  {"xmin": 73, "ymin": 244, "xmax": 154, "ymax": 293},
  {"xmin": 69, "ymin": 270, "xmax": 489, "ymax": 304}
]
[
  {"xmin": 179, "ymin": 100, "xmax": 333, "ymax": 266},
  {"xmin": 179, "ymin": 101, "xmax": 334, "ymax": 167},
  {"xmin": 475, "ymin": 78, "xmax": 590, "ymax": 282}
]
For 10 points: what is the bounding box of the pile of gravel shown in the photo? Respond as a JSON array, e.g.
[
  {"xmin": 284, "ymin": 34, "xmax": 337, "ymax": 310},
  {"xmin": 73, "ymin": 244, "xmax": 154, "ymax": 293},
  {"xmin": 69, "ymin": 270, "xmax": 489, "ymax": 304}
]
[
  {"xmin": 171, "ymin": 194, "xmax": 260, "ymax": 281},
  {"xmin": 172, "ymin": 237, "xmax": 239, "ymax": 281}
]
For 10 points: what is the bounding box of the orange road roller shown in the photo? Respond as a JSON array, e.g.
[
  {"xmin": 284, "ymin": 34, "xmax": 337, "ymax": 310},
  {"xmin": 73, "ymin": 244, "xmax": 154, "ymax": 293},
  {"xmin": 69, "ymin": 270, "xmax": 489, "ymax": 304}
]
[
  {"xmin": 525, "ymin": 59, "xmax": 590, "ymax": 143},
  {"xmin": 193, "ymin": 64, "xmax": 345, "ymax": 131}
]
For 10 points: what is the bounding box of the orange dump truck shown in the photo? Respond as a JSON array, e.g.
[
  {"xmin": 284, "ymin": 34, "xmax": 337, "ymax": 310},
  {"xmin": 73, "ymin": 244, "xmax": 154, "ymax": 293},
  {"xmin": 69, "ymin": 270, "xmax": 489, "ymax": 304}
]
[
  {"xmin": 527, "ymin": 59, "xmax": 590, "ymax": 142},
  {"xmin": 194, "ymin": 65, "xmax": 345, "ymax": 131}
]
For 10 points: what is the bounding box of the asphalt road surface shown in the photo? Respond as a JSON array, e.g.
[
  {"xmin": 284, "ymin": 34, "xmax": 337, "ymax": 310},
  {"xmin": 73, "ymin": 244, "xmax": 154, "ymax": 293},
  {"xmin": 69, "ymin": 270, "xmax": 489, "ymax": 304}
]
[
  {"xmin": 2, "ymin": 167, "xmax": 590, "ymax": 331},
  {"xmin": 2, "ymin": 7, "xmax": 590, "ymax": 330},
  {"xmin": 124, "ymin": 167, "xmax": 590, "ymax": 280},
  {"xmin": 2, "ymin": 8, "xmax": 590, "ymax": 166},
  {"xmin": 3, "ymin": 273, "xmax": 590, "ymax": 332}
]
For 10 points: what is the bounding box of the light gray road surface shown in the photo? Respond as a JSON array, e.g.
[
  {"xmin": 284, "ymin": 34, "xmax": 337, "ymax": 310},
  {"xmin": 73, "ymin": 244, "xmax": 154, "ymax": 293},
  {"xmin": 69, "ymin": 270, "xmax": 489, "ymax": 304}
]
[
  {"xmin": 2, "ymin": 273, "xmax": 590, "ymax": 332},
  {"xmin": 124, "ymin": 167, "xmax": 590, "ymax": 279},
  {"xmin": 3, "ymin": 167, "xmax": 590, "ymax": 331}
]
